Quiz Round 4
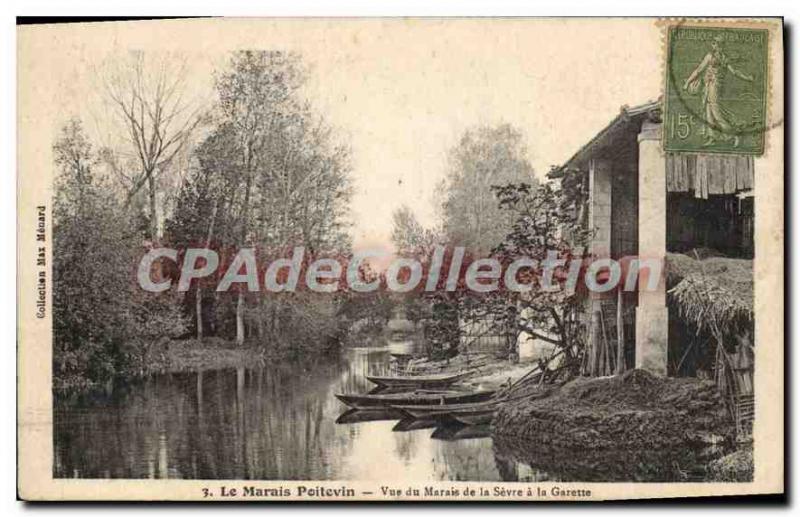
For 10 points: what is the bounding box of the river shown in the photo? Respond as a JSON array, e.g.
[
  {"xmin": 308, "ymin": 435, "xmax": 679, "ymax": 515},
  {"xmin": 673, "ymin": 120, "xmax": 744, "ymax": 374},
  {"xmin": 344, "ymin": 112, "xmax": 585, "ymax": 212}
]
[
  {"xmin": 54, "ymin": 346, "xmax": 716, "ymax": 481},
  {"xmin": 54, "ymin": 347, "xmax": 544, "ymax": 481}
]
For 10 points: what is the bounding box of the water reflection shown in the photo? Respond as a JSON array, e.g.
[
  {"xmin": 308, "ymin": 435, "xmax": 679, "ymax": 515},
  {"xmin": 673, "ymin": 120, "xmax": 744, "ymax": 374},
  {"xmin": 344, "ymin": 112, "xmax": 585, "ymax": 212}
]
[
  {"xmin": 492, "ymin": 434, "xmax": 715, "ymax": 482},
  {"xmin": 54, "ymin": 347, "xmax": 712, "ymax": 482},
  {"xmin": 54, "ymin": 348, "xmax": 515, "ymax": 481}
]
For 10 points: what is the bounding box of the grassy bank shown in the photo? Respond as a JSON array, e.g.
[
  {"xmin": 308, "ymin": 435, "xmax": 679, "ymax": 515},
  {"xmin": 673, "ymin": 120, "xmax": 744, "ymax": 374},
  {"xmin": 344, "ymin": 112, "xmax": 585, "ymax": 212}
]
[
  {"xmin": 54, "ymin": 337, "xmax": 339, "ymax": 395},
  {"xmin": 145, "ymin": 337, "xmax": 273, "ymax": 373}
]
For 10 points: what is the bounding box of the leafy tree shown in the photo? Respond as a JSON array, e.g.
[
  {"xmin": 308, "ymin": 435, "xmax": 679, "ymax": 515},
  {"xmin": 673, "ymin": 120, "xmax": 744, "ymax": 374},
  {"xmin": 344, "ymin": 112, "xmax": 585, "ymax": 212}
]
[
  {"xmin": 437, "ymin": 124, "xmax": 537, "ymax": 253},
  {"xmin": 425, "ymin": 124, "xmax": 539, "ymax": 361},
  {"xmin": 165, "ymin": 51, "xmax": 353, "ymax": 351},
  {"xmin": 53, "ymin": 119, "xmax": 185, "ymax": 391},
  {"xmin": 163, "ymin": 122, "xmax": 242, "ymax": 338},
  {"xmin": 490, "ymin": 177, "xmax": 591, "ymax": 377},
  {"xmin": 391, "ymin": 205, "xmax": 436, "ymax": 256}
]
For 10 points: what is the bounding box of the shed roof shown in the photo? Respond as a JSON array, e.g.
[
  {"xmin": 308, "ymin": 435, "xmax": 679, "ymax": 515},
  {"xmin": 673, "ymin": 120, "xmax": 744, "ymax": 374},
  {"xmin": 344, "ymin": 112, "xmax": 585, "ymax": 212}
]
[{"xmin": 563, "ymin": 100, "xmax": 661, "ymax": 170}]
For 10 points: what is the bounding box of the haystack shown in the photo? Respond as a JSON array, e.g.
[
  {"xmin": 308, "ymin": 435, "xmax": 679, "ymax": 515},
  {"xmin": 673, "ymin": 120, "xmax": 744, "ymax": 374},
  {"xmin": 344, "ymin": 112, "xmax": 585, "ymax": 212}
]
[
  {"xmin": 666, "ymin": 252, "xmax": 755, "ymax": 429},
  {"xmin": 666, "ymin": 252, "xmax": 753, "ymax": 334}
]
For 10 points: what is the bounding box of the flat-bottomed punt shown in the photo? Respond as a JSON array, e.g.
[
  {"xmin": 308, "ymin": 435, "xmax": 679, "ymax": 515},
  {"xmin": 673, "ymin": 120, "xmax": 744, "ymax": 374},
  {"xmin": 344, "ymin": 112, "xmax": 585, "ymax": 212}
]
[
  {"xmin": 335, "ymin": 389, "xmax": 495, "ymax": 410},
  {"xmin": 391, "ymin": 400, "xmax": 499, "ymax": 420},
  {"xmin": 364, "ymin": 370, "xmax": 475, "ymax": 389}
]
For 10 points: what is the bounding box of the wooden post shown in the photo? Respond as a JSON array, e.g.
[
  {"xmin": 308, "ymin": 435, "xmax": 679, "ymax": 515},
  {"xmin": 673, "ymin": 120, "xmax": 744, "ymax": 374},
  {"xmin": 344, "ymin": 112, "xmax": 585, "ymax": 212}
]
[
  {"xmin": 591, "ymin": 310, "xmax": 602, "ymax": 376},
  {"xmin": 599, "ymin": 309, "xmax": 611, "ymax": 375},
  {"xmin": 616, "ymin": 287, "xmax": 625, "ymax": 374}
]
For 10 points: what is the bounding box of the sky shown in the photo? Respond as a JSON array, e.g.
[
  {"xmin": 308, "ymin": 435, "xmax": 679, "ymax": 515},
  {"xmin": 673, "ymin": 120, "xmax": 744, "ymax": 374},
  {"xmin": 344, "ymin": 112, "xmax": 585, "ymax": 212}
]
[
  {"xmin": 35, "ymin": 18, "xmax": 664, "ymax": 251},
  {"xmin": 296, "ymin": 20, "xmax": 664, "ymax": 250}
]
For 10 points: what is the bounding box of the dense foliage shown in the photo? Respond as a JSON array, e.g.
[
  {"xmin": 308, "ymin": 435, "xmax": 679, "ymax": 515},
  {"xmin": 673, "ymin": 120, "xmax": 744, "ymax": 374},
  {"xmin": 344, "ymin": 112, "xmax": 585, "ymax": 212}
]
[
  {"xmin": 165, "ymin": 51, "xmax": 353, "ymax": 351},
  {"xmin": 53, "ymin": 51, "xmax": 356, "ymax": 391},
  {"xmin": 53, "ymin": 120, "xmax": 185, "ymax": 391},
  {"xmin": 436, "ymin": 124, "xmax": 536, "ymax": 253}
]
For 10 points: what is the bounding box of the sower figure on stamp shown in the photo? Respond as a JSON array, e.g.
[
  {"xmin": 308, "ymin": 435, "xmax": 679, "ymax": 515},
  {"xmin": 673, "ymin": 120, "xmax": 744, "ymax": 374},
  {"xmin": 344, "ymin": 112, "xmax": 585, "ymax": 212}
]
[{"xmin": 683, "ymin": 37, "xmax": 755, "ymax": 147}]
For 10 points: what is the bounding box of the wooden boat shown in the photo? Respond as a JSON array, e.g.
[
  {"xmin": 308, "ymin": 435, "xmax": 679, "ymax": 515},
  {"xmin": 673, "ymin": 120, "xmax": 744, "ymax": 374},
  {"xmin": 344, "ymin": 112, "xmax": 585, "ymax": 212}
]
[
  {"xmin": 334, "ymin": 389, "xmax": 495, "ymax": 410},
  {"xmin": 365, "ymin": 370, "xmax": 475, "ymax": 389},
  {"xmin": 391, "ymin": 399, "xmax": 498, "ymax": 420}
]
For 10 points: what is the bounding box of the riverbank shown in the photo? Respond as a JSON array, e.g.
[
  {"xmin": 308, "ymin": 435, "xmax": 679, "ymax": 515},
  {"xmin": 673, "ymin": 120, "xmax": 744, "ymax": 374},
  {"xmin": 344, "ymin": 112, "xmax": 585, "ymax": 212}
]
[
  {"xmin": 406, "ymin": 354, "xmax": 752, "ymax": 481},
  {"xmin": 493, "ymin": 369, "xmax": 734, "ymax": 446},
  {"xmin": 147, "ymin": 338, "xmax": 273, "ymax": 372},
  {"xmin": 54, "ymin": 337, "xmax": 316, "ymax": 394},
  {"xmin": 490, "ymin": 368, "xmax": 751, "ymax": 481},
  {"xmin": 408, "ymin": 354, "xmax": 738, "ymax": 452}
]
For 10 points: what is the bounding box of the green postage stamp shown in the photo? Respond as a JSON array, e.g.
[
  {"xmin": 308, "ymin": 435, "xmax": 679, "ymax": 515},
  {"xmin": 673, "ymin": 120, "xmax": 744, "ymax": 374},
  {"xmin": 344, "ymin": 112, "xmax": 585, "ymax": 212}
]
[{"xmin": 664, "ymin": 25, "xmax": 768, "ymax": 155}]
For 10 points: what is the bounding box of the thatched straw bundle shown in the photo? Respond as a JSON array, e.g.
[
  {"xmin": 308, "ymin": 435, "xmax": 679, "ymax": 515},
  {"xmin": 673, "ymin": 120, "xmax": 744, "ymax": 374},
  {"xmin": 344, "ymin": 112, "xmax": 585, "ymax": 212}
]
[{"xmin": 666, "ymin": 253, "xmax": 753, "ymax": 333}]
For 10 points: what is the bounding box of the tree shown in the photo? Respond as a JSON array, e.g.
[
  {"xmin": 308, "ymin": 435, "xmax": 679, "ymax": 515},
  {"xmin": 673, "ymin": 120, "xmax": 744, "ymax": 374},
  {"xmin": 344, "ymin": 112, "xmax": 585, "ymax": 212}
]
[
  {"xmin": 388, "ymin": 204, "xmax": 439, "ymax": 342},
  {"xmin": 53, "ymin": 119, "xmax": 185, "ymax": 391},
  {"xmin": 103, "ymin": 51, "xmax": 204, "ymax": 242},
  {"xmin": 437, "ymin": 124, "xmax": 536, "ymax": 253},
  {"xmin": 164, "ymin": 123, "xmax": 242, "ymax": 340},
  {"xmin": 490, "ymin": 177, "xmax": 591, "ymax": 378},
  {"xmin": 214, "ymin": 50, "xmax": 304, "ymax": 345},
  {"xmin": 166, "ymin": 51, "xmax": 353, "ymax": 349},
  {"xmin": 427, "ymin": 124, "xmax": 537, "ymax": 362},
  {"xmin": 391, "ymin": 205, "xmax": 436, "ymax": 256},
  {"xmin": 254, "ymin": 109, "xmax": 353, "ymax": 254}
]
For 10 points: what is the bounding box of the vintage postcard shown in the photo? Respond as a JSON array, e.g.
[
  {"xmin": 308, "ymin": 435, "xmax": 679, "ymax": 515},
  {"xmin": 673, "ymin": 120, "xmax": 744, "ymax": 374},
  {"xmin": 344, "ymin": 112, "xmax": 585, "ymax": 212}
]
[{"xmin": 17, "ymin": 17, "xmax": 784, "ymax": 501}]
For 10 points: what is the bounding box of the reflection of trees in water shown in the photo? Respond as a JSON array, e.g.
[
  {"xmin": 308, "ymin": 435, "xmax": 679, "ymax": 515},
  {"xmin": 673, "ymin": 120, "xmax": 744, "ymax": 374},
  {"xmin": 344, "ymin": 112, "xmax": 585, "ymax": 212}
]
[
  {"xmin": 54, "ymin": 355, "xmax": 353, "ymax": 479},
  {"xmin": 337, "ymin": 349, "xmax": 385, "ymax": 396},
  {"xmin": 392, "ymin": 429, "xmax": 420, "ymax": 464},
  {"xmin": 432, "ymin": 438, "xmax": 501, "ymax": 482},
  {"xmin": 57, "ymin": 349, "xmax": 574, "ymax": 482},
  {"xmin": 54, "ymin": 373, "xmax": 188, "ymax": 478},
  {"xmin": 493, "ymin": 435, "xmax": 718, "ymax": 482},
  {"xmin": 493, "ymin": 451, "xmax": 519, "ymax": 482},
  {"xmin": 201, "ymin": 359, "xmax": 353, "ymax": 479}
]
